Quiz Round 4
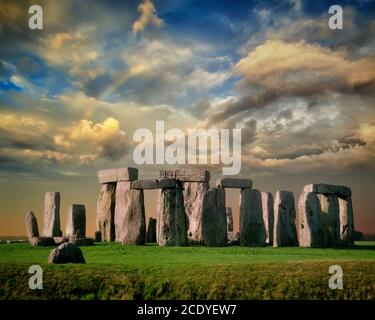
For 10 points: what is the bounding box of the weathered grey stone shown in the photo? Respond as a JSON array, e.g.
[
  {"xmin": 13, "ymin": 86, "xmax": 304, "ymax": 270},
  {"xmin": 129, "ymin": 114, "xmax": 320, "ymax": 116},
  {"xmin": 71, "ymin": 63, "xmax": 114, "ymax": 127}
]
[
  {"xmin": 96, "ymin": 183, "xmax": 116, "ymax": 242},
  {"xmin": 202, "ymin": 187, "xmax": 227, "ymax": 246},
  {"xmin": 182, "ymin": 181, "xmax": 210, "ymax": 244},
  {"xmin": 66, "ymin": 204, "xmax": 86, "ymax": 238},
  {"xmin": 48, "ymin": 242, "xmax": 85, "ymax": 264},
  {"xmin": 53, "ymin": 237, "xmax": 69, "ymax": 246},
  {"xmin": 146, "ymin": 217, "xmax": 157, "ymax": 243},
  {"xmin": 157, "ymin": 184, "xmax": 188, "ymax": 246},
  {"xmin": 239, "ymin": 189, "xmax": 266, "ymax": 247},
  {"xmin": 69, "ymin": 237, "xmax": 94, "ymax": 246},
  {"xmin": 120, "ymin": 189, "xmax": 146, "ymax": 245},
  {"xmin": 26, "ymin": 211, "xmax": 39, "ymax": 240},
  {"xmin": 30, "ymin": 236, "xmax": 56, "ymax": 247},
  {"xmin": 317, "ymin": 194, "xmax": 340, "ymax": 247},
  {"xmin": 261, "ymin": 192, "xmax": 274, "ymax": 245},
  {"xmin": 131, "ymin": 179, "xmax": 177, "ymax": 189},
  {"xmin": 94, "ymin": 231, "xmax": 102, "ymax": 242},
  {"xmin": 98, "ymin": 167, "xmax": 138, "ymax": 184},
  {"xmin": 338, "ymin": 197, "xmax": 355, "ymax": 246},
  {"xmin": 114, "ymin": 181, "xmax": 131, "ymax": 241},
  {"xmin": 227, "ymin": 231, "xmax": 240, "ymax": 246},
  {"xmin": 216, "ymin": 178, "xmax": 252, "ymax": 189},
  {"xmin": 298, "ymin": 191, "xmax": 342, "ymax": 247},
  {"xmin": 226, "ymin": 207, "xmax": 233, "ymax": 232},
  {"xmin": 159, "ymin": 169, "xmax": 210, "ymax": 182},
  {"xmin": 6, "ymin": 240, "xmax": 28, "ymax": 244},
  {"xmin": 42, "ymin": 192, "xmax": 61, "ymax": 237},
  {"xmin": 274, "ymin": 191, "xmax": 298, "ymax": 247},
  {"xmin": 303, "ymin": 184, "xmax": 351, "ymax": 199}
]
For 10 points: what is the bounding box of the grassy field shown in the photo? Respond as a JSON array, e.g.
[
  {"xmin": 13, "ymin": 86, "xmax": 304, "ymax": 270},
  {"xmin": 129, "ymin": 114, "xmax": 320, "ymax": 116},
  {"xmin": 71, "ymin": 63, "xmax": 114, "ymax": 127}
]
[{"xmin": 0, "ymin": 241, "xmax": 374, "ymax": 300}]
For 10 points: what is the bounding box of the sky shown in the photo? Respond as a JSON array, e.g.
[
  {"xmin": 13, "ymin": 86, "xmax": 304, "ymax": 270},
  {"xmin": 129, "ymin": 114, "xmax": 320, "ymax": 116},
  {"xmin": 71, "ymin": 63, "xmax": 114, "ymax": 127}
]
[{"xmin": 0, "ymin": 0, "xmax": 374, "ymax": 236}]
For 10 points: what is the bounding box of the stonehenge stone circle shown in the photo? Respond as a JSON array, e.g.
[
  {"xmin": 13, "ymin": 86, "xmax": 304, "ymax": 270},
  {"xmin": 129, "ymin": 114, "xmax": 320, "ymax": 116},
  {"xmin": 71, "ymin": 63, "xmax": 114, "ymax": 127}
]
[
  {"xmin": 48, "ymin": 242, "xmax": 85, "ymax": 264},
  {"xmin": 90, "ymin": 167, "xmax": 356, "ymax": 249},
  {"xmin": 297, "ymin": 184, "xmax": 354, "ymax": 247},
  {"xmin": 273, "ymin": 191, "xmax": 298, "ymax": 247},
  {"xmin": 96, "ymin": 183, "xmax": 116, "ymax": 242},
  {"xmin": 146, "ymin": 217, "xmax": 157, "ymax": 243},
  {"xmin": 226, "ymin": 207, "xmax": 233, "ymax": 233},
  {"xmin": 26, "ymin": 211, "xmax": 39, "ymax": 240},
  {"xmin": 42, "ymin": 192, "xmax": 61, "ymax": 237},
  {"xmin": 240, "ymin": 189, "xmax": 266, "ymax": 246},
  {"xmin": 202, "ymin": 187, "xmax": 227, "ymax": 246},
  {"xmin": 157, "ymin": 183, "xmax": 188, "ymax": 246},
  {"xmin": 66, "ymin": 204, "xmax": 86, "ymax": 238},
  {"xmin": 261, "ymin": 192, "xmax": 274, "ymax": 245},
  {"xmin": 69, "ymin": 237, "xmax": 94, "ymax": 246}
]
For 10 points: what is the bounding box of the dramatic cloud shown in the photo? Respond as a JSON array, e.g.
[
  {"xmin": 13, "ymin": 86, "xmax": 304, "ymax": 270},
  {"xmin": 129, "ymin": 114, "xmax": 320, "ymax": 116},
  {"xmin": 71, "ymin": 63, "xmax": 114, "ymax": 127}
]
[{"xmin": 133, "ymin": 0, "xmax": 164, "ymax": 35}]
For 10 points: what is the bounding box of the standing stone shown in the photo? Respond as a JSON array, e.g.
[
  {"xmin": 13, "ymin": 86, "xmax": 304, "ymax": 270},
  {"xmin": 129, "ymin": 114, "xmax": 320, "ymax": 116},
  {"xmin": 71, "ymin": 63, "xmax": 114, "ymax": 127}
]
[
  {"xmin": 94, "ymin": 231, "xmax": 102, "ymax": 242},
  {"xmin": 182, "ymin": 181, "xmax": 209, "ymax": 244},
  {"xmin": 42, "ymin": 192, "xmax": 61, "ymax": 237},
  {"xmin": 240, "ymin": 189, "xmax": 266, "ymax": 247},
  {"xmin": 317, "ymin": 194, "xmax": 340, "ymax": 247},
  {"xmin": 261, "ymin": 192, "xmax": 274, "ymax": 245},
  {"xmin": 202, "ymin": 187, "xmax": 227, "ymax": 246},
  {"xmin": 96, "ymin": 184, "xmax": 116, "ymax": 242},
  {"xmin": 226, "ymin": 207, "xmax": 233, "ymax": 232},
  {"xmin": 274, "ymin": 191, "xmax": 298, "ymax": 247},
  {"xmin": 146, "ymin": 217, "xmax": 157, "ymax": 243},
  {"xmin": 157, "ymin": 185, "xmax": 188, "ymax": 246},
  {"xmin": 26, "ymin": 211, "xmax": 39, "ymax": 240},
  {"xmin": 338, "ymin": 196, "xmax": 354, "ymax": 246},
  {"xmin": 121, "ymin": 189, "xmax": 146, "ymax": 245},
  {"xmin": 297, "ymin": 191, "xmax": 325, "ymax": 247},
  {"xmin": 66, "ymin": 204, "xmax": 86, "ymax": 238},
  {"xmin": 114, "ymin": 181, "xmax": 131, "ymax": 241}
]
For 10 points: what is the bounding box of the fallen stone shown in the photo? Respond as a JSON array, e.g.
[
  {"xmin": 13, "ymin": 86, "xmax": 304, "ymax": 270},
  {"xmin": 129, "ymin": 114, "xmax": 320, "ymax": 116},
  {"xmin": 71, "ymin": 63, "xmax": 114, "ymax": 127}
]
[
  {"xmin": 69, "ymin": 237, "xmax": 94, "ymax": 246},
  {"xmin": 30, "ymin": 236, "xmax": 56, "ymax": 247},
  {"xmin": 26, "ymin": 211, "xmax": 39, "ymax": 240},
  {"xmin": 273, "ymin": 191, "xmax": 298, "ymax": 247},
  {"xmin": 146, "ymin": 217, "xmax": 157, "ymax": 243},
  {"xmin": 303, "ymin": 184, "xmax": 351, "ymax": 199},
  {"xmin": 159, "ymin": 169, "xmax": 210, "ymax": 182},
  {"xmin": 216, "ymin": 178, "xmax": 252, "ymax": 189},
  {"xmin": 227, "ymin": 231, "xmax": 240, "ymax": 246},
  {"xmin": 96, "ymin": 183, "xmax": 116, "ymax": 242},
  {"xmin": 53, "ymin": 237, "xmax": 69, "ymax": 246},
  {"xmin": 131, "ymin": 179, "xmax": 177, "ymax": 189},
  {"xmin": 226, "ymin": 207, "xmax": 233, "ymax": 232},
  {"xmin": 261, "ymin": 192, "xmax": 274, "ymax": 245},
  {"xmin": 42, "ymin": 192, "xmax": 61, "ymax": 237},
  {"xmin": 182, "ymin": 181, "xmax": 210, "ymax": 244},
  {"xmin": 98, "ymin": 167, "xmax": 138, "ymax": 184},
  {"xmin": 66, "ymin": 204, "xmax": 86, "ymax": 238},
  {"xmin": 48, "ymin": 242, "xmax": 85, "ymax": 264},
  {"xmin": 157, "ymin": 184, "xmax": 188, "ymax": 246},
  {"xmin": 240, "ymin": 189, "xmax": 266, "ymax": 247},
  {"xmin": 94, "ymin": 231, "xmax": 102, "ymax": 242},
  {"xmin": 120, "ymin": 189, "xmax": 146, "ymax": 245},
  {"xmin": 6, "ymin": 239, "xmax": 28, "ymax": 244},
  {"xmin": 202, "ymin": 187, "xmax": 227, "ymax": 246}
]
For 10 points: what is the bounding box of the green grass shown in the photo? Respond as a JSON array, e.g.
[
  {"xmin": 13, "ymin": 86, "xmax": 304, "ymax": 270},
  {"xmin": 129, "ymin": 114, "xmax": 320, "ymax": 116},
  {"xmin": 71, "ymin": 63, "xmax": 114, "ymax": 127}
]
[{"xmin": 0, "ymin": 241, "xmax": 374, "ymax": 300}]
